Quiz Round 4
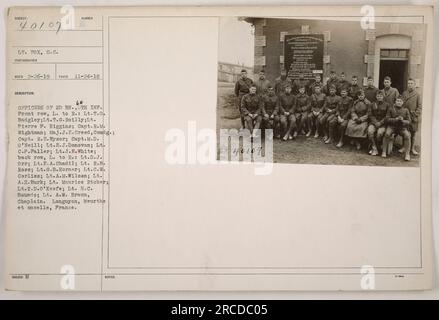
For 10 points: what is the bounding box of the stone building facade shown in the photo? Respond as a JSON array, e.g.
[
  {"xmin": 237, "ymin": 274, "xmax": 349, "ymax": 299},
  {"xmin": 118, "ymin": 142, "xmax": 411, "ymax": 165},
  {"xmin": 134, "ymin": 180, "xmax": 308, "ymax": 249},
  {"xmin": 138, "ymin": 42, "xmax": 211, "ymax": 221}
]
[{"xmin": 244, "ymin": 18, "xmax": 426, "ymax": 93}]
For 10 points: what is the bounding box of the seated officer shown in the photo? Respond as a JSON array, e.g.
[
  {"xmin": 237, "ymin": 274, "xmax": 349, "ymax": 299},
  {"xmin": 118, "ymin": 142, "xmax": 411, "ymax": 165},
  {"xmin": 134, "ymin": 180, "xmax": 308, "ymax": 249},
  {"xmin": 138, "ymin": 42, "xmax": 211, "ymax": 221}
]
[
  {"xmin": 295, "ymin": 85, "xmax": 311, "ymax": 135},
  {"xmin": 261, "ymin": 85, "xmax": 284, "ymax": 138},
  {"xmin": 241, "ymin": 84, "xmax": 263, "ymax": 137},
  {"xmin": 308, "ymin": 84, "xmax": 326, "ymax": 138},
  {"xmin": 335, "ymin": 88, "xmax": 353, "ymax": 148},
  {"xmin": 382, "ymin": 96, "xmax": 412, "ymax": 161},
  {"xmin": 278, "ymin": 83, "xmax": 297, "ymax": 140},
  {"xmin": 367, "ymin": 90, "xmax": 390, "ymax": 156},
  {"xmin": 345, "ymin": 90, "xmax": 370, "ymax": 151},
  {"xmin": 320, "ymin": 85, "xmax": 341, "ymax": 144}
]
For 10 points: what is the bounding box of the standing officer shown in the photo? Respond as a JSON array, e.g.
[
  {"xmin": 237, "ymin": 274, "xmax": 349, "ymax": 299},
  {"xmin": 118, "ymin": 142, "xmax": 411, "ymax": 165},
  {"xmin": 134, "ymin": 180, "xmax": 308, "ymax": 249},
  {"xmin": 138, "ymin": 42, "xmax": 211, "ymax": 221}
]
[
  {"xmin": 401, "ymin": 78, "xmax": 421, "ymax": 156},
  {"xmin": 364, "ymin": 76, "xmax": 378, "ymax": 103},
  {"xmin": 323, "ymin": 70, "xmax": 338, "ymax": 94},
  {"xmin": 287, "ymin": 69, "xmax": 295, "ymax": 84},
  {"xmin": 254, "ymin": 70, "xmax": 271, "ymax": 96},
  {"xmin": 234, "ymin": 69, "xmax": 253, "ymax": 129},
  {"xmin": 292, "ymin": 73, "xmax": 310, "ymax": 95},
  {"xmin": 336, "ymin": 72, "xmax": 350, "ymax": 95},
  {"xmin": 382, "ymin": 76, "xmax": 399, "ymax": 105},
  {"xmin": 309, "ymin": 74, "xmax": 323, "ymax": 96},
  {"xmin": 348, "ymin": 75, "xmax": 362, "ymax": 100},
  {"xmin": 241, "ymin": 84, "xmax": 263, "ymax": 137},
  {"xmin": 274, "ymin": 69, "xmax": 293, "ymax": 95}
]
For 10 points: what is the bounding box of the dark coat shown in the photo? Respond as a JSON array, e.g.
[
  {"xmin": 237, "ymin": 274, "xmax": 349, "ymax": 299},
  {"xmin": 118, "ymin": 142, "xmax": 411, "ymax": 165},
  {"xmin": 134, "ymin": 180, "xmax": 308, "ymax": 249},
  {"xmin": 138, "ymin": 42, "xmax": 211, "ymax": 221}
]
[
  {"xmin": 337, "ymin": 96, "xmax": 353, "ymax": 119},
  {"xmin": 241, "ymin": 93, "xmax": 263, "ymax": 115},
  {"xmin": 382, "ymin": 86, "xmax": 399, "ymax": 105},
  {"xmin": 277, "ymin": 92, "xmax": 297, "ymax": 114},
  {"xmin": 364, "ymin": 85, "xmax": 379, "ymax": 103},
  {"xmin": 261, "ymin": 93, "xmax": 279, "ymax": 115},
  {"xmin": 234, "ymin": 77, "xmax": 253, "ymax": 97},
  {"xmin": 369, "ymin": 100, "xmax": 390, "ymax": 126},
  {"xmin": 401, "ymin": 89, "xmax": 421, "ymax": 131}
]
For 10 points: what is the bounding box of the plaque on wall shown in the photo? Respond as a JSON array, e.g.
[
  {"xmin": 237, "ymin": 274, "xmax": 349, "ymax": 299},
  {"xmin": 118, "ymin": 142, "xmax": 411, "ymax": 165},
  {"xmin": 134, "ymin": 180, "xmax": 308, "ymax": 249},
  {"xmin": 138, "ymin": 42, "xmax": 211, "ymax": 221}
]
[{"xmin": 284, "ymin": 34, "xmax": 324, "ymax": 78}]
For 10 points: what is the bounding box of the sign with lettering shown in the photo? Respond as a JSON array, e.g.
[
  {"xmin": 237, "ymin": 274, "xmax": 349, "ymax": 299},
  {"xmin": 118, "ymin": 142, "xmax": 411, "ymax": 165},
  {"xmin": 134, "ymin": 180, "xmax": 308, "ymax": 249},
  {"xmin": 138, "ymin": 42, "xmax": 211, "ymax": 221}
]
[{"xmin": 284, "ymin": 34, "xmax": 324, "ymax": 79}]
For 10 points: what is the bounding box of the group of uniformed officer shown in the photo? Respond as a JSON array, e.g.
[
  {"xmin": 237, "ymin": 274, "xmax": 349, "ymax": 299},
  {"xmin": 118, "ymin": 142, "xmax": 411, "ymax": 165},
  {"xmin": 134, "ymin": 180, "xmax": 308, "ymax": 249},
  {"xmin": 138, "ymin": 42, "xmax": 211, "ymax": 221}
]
[{"xmin": 234, "ymin": 69, "xmax": 421, "ymax": 161}]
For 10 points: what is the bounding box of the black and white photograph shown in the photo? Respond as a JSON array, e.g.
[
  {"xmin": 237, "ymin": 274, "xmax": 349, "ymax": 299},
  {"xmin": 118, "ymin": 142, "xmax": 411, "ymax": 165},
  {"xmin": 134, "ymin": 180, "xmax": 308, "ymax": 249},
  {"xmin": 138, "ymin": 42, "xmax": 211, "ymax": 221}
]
[{"xmin": 217, "ymin": 16, "xmax": 426, "ymax": 166}]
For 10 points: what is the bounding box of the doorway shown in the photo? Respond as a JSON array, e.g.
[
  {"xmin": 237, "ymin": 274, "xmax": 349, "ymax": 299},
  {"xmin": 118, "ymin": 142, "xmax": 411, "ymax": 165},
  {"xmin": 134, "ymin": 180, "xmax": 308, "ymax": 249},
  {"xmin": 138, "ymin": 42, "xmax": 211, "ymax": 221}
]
[
  {"xmin": 377, "ymin": 48, "xmax": 409, "ymax": 93},
  {"xmin": 373, "ymin": 35, "xmax": 411, "ymax": 92}
]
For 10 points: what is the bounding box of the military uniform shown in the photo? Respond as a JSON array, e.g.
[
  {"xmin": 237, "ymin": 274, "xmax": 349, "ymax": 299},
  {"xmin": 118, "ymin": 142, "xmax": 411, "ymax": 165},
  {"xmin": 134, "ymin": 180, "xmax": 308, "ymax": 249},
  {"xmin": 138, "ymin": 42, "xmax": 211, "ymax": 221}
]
[
  {"xmin": 401, "ymin": 88, "xmax": 421, "ymax": 154},
  {"xmin": 308, "ymin": 81, "xmax": 324, "ymax": 96},
  {"xmin": 345, "ymin": 99, "xmax": 370, "ymax": 138},
  {"xmin": 261, "ymin": 93, "xmax": 283, "ymax": 135},
  {"xmin": 278, "ymin": 92, "xmax": 297, "ymax": 138},
  {"xmin": 364, "ymin": 85, "xmax": 379, "ymax": 103},
  {"xmin": 261, "ymin": 93, "xmax": 278, "ymax": 117},
  {"xmin": 323, "ymin": 77, "xmax": 338, "ymax": 95},
  {"xmin": 382, "ymin": 86, "xmax": 399, "ymax": 105},
  {"xmin": 320, "ymin": 94, "xmax": 341, "ymax": 140},
  {"xmin": 383, "ymin": 104, "xmax": 412, "ymax": 157},
  {"xmin": 254, "ymin": 78, "xmax": 271, "ymax": 96},
  {"xmin": 241, "ymin": 93, "xmax": 263, "ymax": 132},
  {"xmin": 274, "ymin": 77, "xmax": 293, "ymax": 96},
  {"xmin": 335, "ymin": 95, "xmax": 353, "ymax": 140},
  {"xmin": 234, "ymin": 77, "xmax": 253, "ymax": 127},
  {"xmin": 368, "ymin": 100, "xmax": 390, "ymax": 142},
  {"xmin": 348, "ymin": 84, "xmax": 362, "ymax": 100},
  {"xmin": 292, "ymin": 79, "xmax": 310, "ymax": 95},
  {"xmin": 401, "ymin": 88, "xmax": 421, "ymax": 132},
  {"xmin": 295, "ymin": 92, "xmax": 311, "ymax": 133},
  {"xmin": 308, "ymin": 92, "xmax": 326, "ymax": 136},
  {"xmin": 336, "ymin": 79, "xmax": 350, "ymax": 95}
]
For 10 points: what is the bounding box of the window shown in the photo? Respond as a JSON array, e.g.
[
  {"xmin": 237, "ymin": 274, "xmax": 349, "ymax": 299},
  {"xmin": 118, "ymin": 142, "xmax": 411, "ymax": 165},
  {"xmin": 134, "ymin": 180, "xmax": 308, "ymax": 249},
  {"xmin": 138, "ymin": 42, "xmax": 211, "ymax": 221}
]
[
  {"xmin": 381, "ymin": 50, "xmax": 389, "ymax": 57},
  {"xmin": 380, "ymin": 49, "xmax": 409, "ymax": 60}
]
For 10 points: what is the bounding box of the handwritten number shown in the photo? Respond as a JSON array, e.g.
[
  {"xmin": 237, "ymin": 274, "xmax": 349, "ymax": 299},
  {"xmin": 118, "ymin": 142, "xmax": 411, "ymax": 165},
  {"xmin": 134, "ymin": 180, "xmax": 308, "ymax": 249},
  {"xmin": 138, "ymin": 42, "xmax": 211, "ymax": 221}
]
[
  {"xmin": 18, "ymin": 20, "xmax": 62, "ymax": 34},
  {"xmin": 56, "ymin": 21, "xmax": 61, "ymax": 34},
  {"xmin": 19, "ymin": 21, "xmax": 27, "ymax": 31}
]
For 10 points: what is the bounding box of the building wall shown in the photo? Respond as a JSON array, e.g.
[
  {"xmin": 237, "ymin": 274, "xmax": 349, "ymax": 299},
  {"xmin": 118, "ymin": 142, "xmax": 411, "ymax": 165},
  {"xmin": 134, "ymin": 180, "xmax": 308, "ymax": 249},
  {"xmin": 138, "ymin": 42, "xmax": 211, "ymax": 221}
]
[
  {"xmin": 263, "ymin": 19, "xmax": 367, "ymax": 84},
  {"xmin": 251, "ymin": 18, "xmax": 426, "ymax": 90}
]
